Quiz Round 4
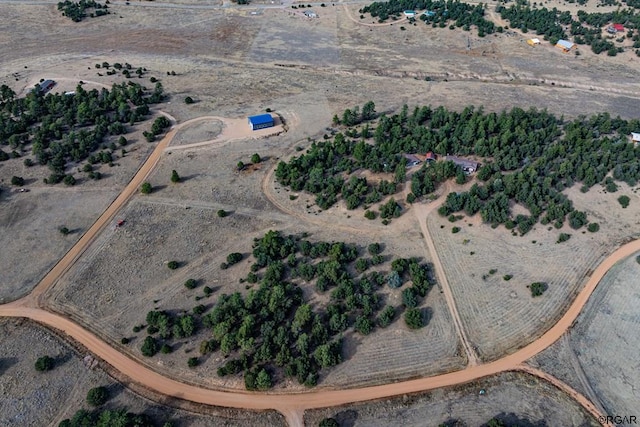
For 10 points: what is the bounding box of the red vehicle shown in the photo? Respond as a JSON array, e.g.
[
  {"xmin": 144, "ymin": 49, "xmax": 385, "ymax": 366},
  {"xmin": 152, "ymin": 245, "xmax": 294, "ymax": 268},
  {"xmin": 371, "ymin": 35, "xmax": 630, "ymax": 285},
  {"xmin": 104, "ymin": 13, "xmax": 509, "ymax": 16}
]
[{"xmin": 116, "ymin": 219, "xmax": 125, "ymax": 227}]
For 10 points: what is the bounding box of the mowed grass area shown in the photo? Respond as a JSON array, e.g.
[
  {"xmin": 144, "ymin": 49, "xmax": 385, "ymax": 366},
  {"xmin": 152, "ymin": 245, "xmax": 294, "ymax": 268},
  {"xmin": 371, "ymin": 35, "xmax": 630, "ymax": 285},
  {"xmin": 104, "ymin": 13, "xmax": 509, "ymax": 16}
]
[
  {"xmin": 0, "ymin": 318, "xmax": 286, "ymax": 427},
  {"xmin": 304, "ymin": 371, "xmax": 598, "ymax": 426},
  {"xmin": 425, "ymin": 182, "xmax": 640, "ymax": 361},
  {"xmin": 570, "ymin": 252, "xmax": 640, "ymax": 417}
]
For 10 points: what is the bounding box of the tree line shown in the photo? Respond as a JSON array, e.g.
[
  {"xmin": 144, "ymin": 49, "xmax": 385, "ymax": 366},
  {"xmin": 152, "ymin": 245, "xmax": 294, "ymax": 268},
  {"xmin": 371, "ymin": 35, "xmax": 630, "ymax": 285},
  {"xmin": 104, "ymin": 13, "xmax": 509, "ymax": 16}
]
[
  {"xmin": 57, "ymin": 0, "xmax": 110, "ymax": 22},
  {"xmin": 276, "ymin": 102, "xmax": 640, "ymax": 234}
]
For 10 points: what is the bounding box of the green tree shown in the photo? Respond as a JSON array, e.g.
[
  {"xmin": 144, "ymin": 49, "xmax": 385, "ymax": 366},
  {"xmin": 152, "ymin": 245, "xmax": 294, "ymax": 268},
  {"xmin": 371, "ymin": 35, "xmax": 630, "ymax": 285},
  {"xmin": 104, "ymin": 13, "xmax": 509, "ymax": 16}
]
[
  {"xmin": 184, "ymin": 96, "xmax": 194, "ymax": 104},
  {"xmin": 170, "ymin": 170, "xmax": 180, "ymax": 183},
  {"xmin": 188, "ymin": 357, "xmax": 199, "ymax": 367},
  {"xmin": 86, "ymin": 386, "xmax": 109, "ymax": 406},
  {"xmin": 167, "ymin": 261, "xmax": 179, "ymax": 270},
  {"xmin": 618, "ymin": 195, "xmax": 630, "ymax": 208},
  {"xmin": 141, "ymin": 336, "xmax": 158, "ymax": 357},
  {"xmin": 59, "ymin": 226, "xmax": 70, "ymax": 235},
  {"xmin": 140, "ymin": 182, "xmax": 152, "ymax": 194},
  {"xmin": 251, "ymin": 153, "xmax": 261, "ymax": 164},
  {"xmin": 319, "ymin": 418, "xmax": 340, "ymax": 427},
  {"xmin": 405, "ymin": 308, "xmax": 424, "ymax": 329},
  {"xmin": 217, "ymin": 209, "xmax": 227, "ymax": 217},
  {"xmin": 184, "ymin": 278, "xmax": 197, "ymax": 289},
  {"xmin": 35, "ymin": 355, "xmax": 54, "ymax": 372},
  {"xmin": 530, "ymin": 282, "xmax": 548, "ymax": 297},
  {"xmin": 255, "ymin": 368, "xmax": 272, "ymax": 390},
  {"xmin": 10, "ymin": 176, "xmax": 24, "ymax": 186}
]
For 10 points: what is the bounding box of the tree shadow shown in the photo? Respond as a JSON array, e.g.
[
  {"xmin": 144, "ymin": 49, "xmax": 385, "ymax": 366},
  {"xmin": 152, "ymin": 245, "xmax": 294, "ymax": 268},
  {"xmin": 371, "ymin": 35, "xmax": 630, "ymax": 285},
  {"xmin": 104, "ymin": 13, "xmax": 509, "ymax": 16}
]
[
  {"xmin": 53, "ymin": 352, "xmax": 73, "ymax": 367},
  {"xmin": 421, "ymin": 307, "xmax": 433, "ymax": 327},
  {"xmin": 484, "ymin": 413, "xmax": 547, "ymax": 427},
  {"xmin": 0, "ymin": 357, "xmax": 19, "ymax": 375},
  {"xmin": 106, "ymin": 382, "xmax": 126, "ymax": 400},
  {"xmin": 178, "ymin": 174, "xmax": 198, "ymax": 182},
  {"xmin": 334, "ymin": 410, "xmax": 358, "ymax": 427},
  {"xmin": 153, "ymin": 184, "xmax": 168, "ymax": 192}
]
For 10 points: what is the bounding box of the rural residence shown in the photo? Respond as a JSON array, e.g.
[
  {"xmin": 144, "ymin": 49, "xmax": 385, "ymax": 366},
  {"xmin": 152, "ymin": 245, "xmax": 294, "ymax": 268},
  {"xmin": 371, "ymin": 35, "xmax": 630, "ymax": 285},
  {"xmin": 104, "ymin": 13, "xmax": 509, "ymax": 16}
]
[
  {"xmin": 446, "ymin": 155, "xmax": 479, "ymax": 173},
  {"xmin": 631, "ymin": 132, "xmax": 640, "ymax": 145},
  {"xmin": 526, "ymin": 38, "xmax": 540, "ymax": 47},
  {"xmin": 556, "ymin": 40, "xmax": 576, "ymax": 52},
  {"xmin": 248, "ymin": 114, "xmax": 275, "ymax": 131}
]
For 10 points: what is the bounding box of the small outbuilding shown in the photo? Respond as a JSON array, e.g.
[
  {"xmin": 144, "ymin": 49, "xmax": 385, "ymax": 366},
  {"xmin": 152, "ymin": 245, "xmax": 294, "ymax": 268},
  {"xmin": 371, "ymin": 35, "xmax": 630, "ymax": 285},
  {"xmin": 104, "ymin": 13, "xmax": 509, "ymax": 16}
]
[
  {"xmin": 556, "ymin": 39, "xmax": 575, "ymax": 52},
  {"xmin": 526, "ymin": 38, "xmax": 540, "ymax": 46},
  {"xmin": 404, "ymin": 10, "xmax": 416, "ymax": 18},
  {"xmin": 613, "ymin": 23, "xmax": 625, "ymax": 32},
  {"xmin": 631, "ymin": 132, "xmax": 640, "ymax": 144},
  {"xmin": 304, "ymin": 10, "xmax": 317, "ymax": 18},
  {"xmin": 446, "ymin": 155, "xmax": 479, "ymax": 174},
  {"xmin": 248, "ymin": 114, "xmax": 275, "ymax": 131}
]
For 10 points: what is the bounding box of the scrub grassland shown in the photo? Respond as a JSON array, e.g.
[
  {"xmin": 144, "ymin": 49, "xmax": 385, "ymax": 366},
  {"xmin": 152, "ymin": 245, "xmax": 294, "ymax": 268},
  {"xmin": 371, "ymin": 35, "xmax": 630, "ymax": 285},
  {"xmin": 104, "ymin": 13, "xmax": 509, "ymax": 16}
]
[{"xmin": 1, "ymin": 0, "xmax": 640, "ymax": 424}]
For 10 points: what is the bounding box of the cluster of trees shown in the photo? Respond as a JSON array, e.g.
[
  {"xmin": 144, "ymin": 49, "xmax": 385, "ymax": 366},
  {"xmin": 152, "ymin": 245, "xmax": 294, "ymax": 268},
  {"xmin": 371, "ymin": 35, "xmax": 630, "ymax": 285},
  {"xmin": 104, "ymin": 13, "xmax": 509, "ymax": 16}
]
[
  {"xmin": 361, "ymin": 0, "xmax": 497, "ymax": 36},
  {"xmin": 143, "ymin": 113, "xmax": 171, "ymax": 142},
  {"xmin": 59, "ymin": 408, "xmax": 170, "ymax": 427},
  {"xmin": 170, "ymin": 230, "xmax": 432, "ymax": 389},
  {"xmin": 279, "ymin": 102, "xmax": 640, "ymax": 234},
  {"xmin": 138, "ymin": 309, "xmax": 198, "ymax": 357},
  {"xmin": 0, "ymin": 80, "xmax": 164, "ymax": 185},
  {"xmin": 57, "ymin": 0, "xmax": 109, "ymax": 22},
  {"xmin": 497, "ymin": 4, "xmax": 640, "ymax": 55}
]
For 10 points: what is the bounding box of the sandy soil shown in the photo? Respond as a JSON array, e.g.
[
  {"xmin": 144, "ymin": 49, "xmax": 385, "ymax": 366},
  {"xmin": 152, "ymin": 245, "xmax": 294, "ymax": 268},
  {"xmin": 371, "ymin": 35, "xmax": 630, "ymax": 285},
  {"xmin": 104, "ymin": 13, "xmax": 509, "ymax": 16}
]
[
  {"xmin": 304, "ymin": 371, "xmax": 598, "ymax": 427},
  {"xmin": 0, "ymin": 318, "xmax": 285, "ymax": 427}
]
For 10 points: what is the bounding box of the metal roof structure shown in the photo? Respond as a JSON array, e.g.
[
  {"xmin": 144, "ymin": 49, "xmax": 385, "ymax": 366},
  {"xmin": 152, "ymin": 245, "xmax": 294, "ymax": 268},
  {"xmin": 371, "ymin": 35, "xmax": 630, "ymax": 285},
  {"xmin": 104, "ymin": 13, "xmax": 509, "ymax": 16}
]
[
  {"xmin": 248, "ymin": 114, "xmax": 275, "ymax": 130},
  {"xmin": 556, "ymin": 40, "xmax": 575, "ymax": 50}
]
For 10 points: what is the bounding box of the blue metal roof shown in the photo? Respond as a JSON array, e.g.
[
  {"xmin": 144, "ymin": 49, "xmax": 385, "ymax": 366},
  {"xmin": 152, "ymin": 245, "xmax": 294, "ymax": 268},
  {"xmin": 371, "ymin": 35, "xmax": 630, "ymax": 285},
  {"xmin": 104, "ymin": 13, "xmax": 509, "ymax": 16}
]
[{"xmin": 248, "ymin": 114, "xmax": 274, "ymax": 125}]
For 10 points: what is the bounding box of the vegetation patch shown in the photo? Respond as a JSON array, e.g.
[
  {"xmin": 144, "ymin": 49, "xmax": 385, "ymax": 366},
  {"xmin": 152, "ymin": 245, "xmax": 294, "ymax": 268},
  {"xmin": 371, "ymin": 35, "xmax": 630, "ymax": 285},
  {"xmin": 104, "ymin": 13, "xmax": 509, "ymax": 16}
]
[
  {"xmin": 129, "ymin": 230, "xmax": 435, "ymax": 389},
  {"xmin": 529, "ymin": 282, "xmax": 548, "ymax": 297},
  {"xmin": 57, "ymin": 0, "xmax": 110, "ymax": 22}
]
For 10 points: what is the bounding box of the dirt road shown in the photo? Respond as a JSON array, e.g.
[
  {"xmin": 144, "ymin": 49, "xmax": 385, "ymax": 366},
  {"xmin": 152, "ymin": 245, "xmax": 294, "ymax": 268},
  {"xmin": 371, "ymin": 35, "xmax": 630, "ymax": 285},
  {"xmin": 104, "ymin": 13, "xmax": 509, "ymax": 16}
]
[{"xmin": 411, "ymin": 185, "xmax": 479, "ymax": 366}]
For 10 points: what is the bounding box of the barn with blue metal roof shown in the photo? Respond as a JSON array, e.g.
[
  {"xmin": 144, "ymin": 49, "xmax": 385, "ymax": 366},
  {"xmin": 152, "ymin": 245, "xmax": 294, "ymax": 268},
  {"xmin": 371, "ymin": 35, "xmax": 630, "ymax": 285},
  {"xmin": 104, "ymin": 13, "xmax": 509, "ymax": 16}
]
[{"xmin": 248, "ymin": 114, "xmax": 275, "ymax": 131}]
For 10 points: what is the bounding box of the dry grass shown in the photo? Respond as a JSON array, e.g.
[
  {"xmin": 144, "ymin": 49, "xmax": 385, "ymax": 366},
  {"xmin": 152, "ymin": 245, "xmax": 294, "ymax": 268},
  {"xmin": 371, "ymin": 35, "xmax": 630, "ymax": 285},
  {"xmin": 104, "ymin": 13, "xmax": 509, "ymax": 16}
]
[
  {"xmin": 0, "ymin": 318, "xmax": 285, "ymax": 427},
  {"xmin": 304, "ymin": 371, "xmax": 598, "ymax": 426}
]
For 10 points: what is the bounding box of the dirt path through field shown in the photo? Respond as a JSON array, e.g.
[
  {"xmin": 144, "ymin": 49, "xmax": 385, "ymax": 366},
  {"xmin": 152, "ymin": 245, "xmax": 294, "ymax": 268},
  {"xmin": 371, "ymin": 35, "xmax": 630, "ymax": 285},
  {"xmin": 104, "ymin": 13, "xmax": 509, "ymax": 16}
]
[{"xmin": 411, "ymin": 184, "xmax": 479, "ymax": 366}]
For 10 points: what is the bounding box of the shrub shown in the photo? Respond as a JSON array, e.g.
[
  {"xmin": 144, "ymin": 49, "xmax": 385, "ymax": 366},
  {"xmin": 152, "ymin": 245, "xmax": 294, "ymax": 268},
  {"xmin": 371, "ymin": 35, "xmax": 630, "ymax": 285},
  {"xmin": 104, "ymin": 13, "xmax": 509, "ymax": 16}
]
[
  {"xmin": 23, "ymin": 158, "xmax": 34, "ymax": 167},
  {"xmin": 530, "ymin": 282, "xmax": 548, "ymax": 297},
  {"xmin": 503, "ymin": 274, "xmax": 512, "ymax": 281},
  {"xmin": 203, "ymin": 286, "xmax": 213, "ymax": 296},
  {"xmin": 141, "ymin": 336, "xmax": 158, "ymax": 357},
  {"xmin": 63, "ymin": 174, "xmax": 76, "ymax": 186},
  {"xmin": 226, "ymin": 252, "xmax": 243, "ymax": 265},
  {"xmin": 184, "ymin": 278, "xmax": 197, "ymax": 289},
  {"xmin": 217, "ymin": 209, "xmax": 227, "ymax": 217},
  {"xmin": 587, "ymin": 222, "xmax": 600, "ymax": 233},
  {"xmin": 35, "ymin": 355, "xmax": 54, "ymax": 372},
  {"xmin": 140, "ymin": 182, "xmax": 152, "ymax": 194},
  {"xmin": 10, "ymin": 176, "xmax": 24, "ymax": 186},
  {"xmin": 237, "ymin": 161, "xmax": 245, "ymax": 171},
  {"xmin": 170, "ymin": 170, "xmax": 180, "ymax": 183},
  {"xmin": 188, "ymin": 357, "xmax": 199, "ymax": 367},
  {"xmin": 251, "ymin": 153, "xmax": 261, "ymax": 164},
  {"xmin": 452, "ymin": 226, "xmax": 461, "ymax": 233},
  {"xmin": 59, "ymin": 226, "xmax": 70, "ymax": 235},
  {"xmin": 364, "ymin": 210, "xmax": 376, "ymax": 220},
  {"xmin": 402, "ymin": 287, "xmax": 418, "ymax": 308},
  {"xmin": 368, "ymin": 242, "xmax": 381, "ymax": 255},
  {"xmin": 404, "ymin": 308, "xmax": 424, "ymax": 329},
  {"xmin": 184, "ymin": 96, "xmax": 194, "ymax": 104},
  {"xmin": 319, "ymin": 418, "xmax": 340, "ymax": 427},
  {"xmin": 86, "ymin": 386, "xmax": 109, "ymax": 406},
  {"xmin": 377, "ymin": 305, "xmax": 395, "ymax": 328},
  {"xmin": 121, "ymin": 337, "xmax": 130, "ymax": 345},
  {"xmin": 618, "ymin": 195, "xmax": 630, "ymax": 208},
  {"xmin": 556, "ymin": 233, "xmax": 571, "ymax": 244},
  {"xmin": 160, "ymin": 344, "xmax": 172, "ymax": 354},
  {"xmin": 167, "ymin": 261, "xmax": 179, "ymax": 270},
  {"xmin": 636, "ymin": 255, "xmax": 640, "ymax": 265},
  {"xmin": 387, "ymin": 270, "xmax": 402, "ymax": 288}
]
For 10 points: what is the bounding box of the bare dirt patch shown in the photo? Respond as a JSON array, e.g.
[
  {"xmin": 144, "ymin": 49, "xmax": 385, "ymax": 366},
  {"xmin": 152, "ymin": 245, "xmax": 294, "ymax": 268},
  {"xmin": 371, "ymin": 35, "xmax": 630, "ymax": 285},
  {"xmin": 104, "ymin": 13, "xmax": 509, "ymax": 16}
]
[
  {"xmin": 0, "ymin": 318, "xmax": 285, "ymax": 427},
  {"xmin": 171, "ymin": 120, "xmax": 224, "ymax": 146},
  {"xmin": 304, "ymin": 371, "xmax": 598, "ymax": 426}
]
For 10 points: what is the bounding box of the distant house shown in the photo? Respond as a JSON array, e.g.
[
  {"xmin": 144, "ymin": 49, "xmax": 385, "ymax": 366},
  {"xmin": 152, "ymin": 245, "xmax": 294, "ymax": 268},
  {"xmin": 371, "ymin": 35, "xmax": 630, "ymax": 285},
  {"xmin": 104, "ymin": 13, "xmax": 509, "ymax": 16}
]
[
  {"xmin": 304, "ymin": 10, "xmax": 317, "ymax": 18},
  {"xmin": 446, "ymin": 156, "xmax": 479, "ymax": 174},
  {"xmin": 425, "ymin": 152, "xmax": 437, "ymax": 162},
  {"xmin": 248, "ymin": 114, "xmax": 275, "ymax": 131},
  {"xmin": 403, "ymin": 10, "xmax": 416, "ymax": 18},
  {"xmin": 556, "ymin": 39, "xmax": 575, "ymax": 52},
  {"xmin": 631, "ymin": 132, "xmax": 640, "ymax": 144},
  {"xmin": 34, "ymin": 79, "xmax": 56, "ymax": 94},
  {"xmin": 422, "ymin": 10, "xmax": 436, "ymax": 17},
  {"xmin": 403, "ymin": 154, "xmax": 422, "ymax": 167},
  {"xmin": 613, "ymin": 23, "xmax": 625, "ymax": 32},
  {"xmin": 526, "ymin": 38, "xmax": 540, "ymax": 46}
]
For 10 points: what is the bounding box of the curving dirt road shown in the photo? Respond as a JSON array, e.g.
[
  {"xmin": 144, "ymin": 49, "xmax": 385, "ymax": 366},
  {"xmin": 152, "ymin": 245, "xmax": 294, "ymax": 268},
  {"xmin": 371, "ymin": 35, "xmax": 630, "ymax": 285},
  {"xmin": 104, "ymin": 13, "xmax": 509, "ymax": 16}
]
[{"xmin": 3, "ymin": 109, "xmax": 635, "ymax": 425}]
